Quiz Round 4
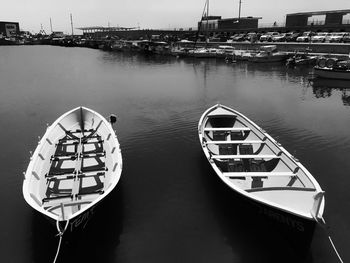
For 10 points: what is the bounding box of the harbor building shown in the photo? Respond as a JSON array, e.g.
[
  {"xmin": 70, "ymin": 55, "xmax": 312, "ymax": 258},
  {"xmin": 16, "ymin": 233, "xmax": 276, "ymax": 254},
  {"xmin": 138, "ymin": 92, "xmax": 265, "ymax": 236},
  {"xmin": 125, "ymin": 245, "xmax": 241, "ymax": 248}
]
[
  {"xmin": 286, "ymin": 9, "xmax": 350, "ymax": 31},
  {"xmin": 198, "ymin": 16, "xmax": 261, "ymax": 32},
  {"xmin": 197, "ymin": 16, "xmax": 222, "ymax": 31},
  {"xmin": 0, "ymin": 21, "xmax": 20, "ymax": 37},
  {"xmin": 76, "ymin": 9, "xmax": 350, "ymax": 40}
]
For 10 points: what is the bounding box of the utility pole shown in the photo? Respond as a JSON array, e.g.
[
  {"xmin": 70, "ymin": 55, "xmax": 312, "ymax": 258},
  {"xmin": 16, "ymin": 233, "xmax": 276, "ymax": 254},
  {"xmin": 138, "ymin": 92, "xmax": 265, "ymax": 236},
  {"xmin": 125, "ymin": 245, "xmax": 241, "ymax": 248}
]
[
  {"xmin": 70, "ymin": 13, "xmax": 74, "ymax": 36},
  {"xmin": 50, "ymin": 18, "xmax": 53, "ymax": 33}
]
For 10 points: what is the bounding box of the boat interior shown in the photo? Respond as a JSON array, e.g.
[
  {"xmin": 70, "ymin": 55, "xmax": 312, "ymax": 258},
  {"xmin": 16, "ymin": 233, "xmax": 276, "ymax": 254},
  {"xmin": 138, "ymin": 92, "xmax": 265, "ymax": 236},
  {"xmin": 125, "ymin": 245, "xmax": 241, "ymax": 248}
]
[
  {"xmin": 27, "ymin": 108, "xmax": 120, "ymax": 220},
  {"xmin": 202, "ymin": 111, "xmax": 316, "ymax": 193},
  {"xmin": 201, "ymin": 108, "xmax": 321, "ymax": 214}
]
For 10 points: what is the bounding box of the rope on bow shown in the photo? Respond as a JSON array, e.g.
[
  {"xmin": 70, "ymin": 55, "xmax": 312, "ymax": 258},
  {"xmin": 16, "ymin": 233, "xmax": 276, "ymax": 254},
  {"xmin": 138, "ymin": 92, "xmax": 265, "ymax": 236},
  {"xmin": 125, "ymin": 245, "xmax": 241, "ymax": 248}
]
[{"xmin": 52, "ymin": 219, "xmax": 70, "ymax": 263}]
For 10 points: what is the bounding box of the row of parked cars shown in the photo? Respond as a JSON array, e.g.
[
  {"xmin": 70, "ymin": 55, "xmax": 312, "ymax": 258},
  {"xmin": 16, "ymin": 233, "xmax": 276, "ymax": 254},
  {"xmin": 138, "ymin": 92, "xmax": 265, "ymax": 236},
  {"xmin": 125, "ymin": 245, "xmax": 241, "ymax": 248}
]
[{"xmin": 226, "ymin": 31, "xmax": 350, "ymax": 43}]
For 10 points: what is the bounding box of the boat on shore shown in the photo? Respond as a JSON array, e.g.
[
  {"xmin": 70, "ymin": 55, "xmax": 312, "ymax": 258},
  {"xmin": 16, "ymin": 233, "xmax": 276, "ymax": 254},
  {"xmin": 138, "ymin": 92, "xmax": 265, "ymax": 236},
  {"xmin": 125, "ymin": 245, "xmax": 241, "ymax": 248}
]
[
  {"xmin": 313, "ymin": 58, "xmax": 350, "ymax": 80},
  {"xmin": 198, "ymin": 104, "xmax": 324, "ymax": 233},
  {"xmin": 23, "ymin": 106, "xmax": 122, "ymax": 232}
]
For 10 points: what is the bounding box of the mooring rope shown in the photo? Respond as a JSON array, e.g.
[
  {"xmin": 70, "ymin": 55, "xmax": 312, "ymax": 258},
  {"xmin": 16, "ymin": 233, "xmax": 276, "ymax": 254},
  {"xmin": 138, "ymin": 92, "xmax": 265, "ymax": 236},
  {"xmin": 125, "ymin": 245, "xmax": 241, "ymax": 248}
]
[
  {"xmin": 319, "ymin": 217, "xmax": 344, "ymax": 263},
  {"xmin": 53, "ymin": 219, "xmax": 70, "ymax": 263}
]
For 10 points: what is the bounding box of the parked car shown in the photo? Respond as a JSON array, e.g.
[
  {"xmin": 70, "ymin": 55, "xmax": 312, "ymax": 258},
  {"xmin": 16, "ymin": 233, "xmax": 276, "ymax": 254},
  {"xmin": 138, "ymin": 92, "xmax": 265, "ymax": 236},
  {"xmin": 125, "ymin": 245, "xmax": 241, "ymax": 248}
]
[
  {"xmin": 324, "ymin": 33, "xmax": 335, "ymax": 42},
  {"xmin": 232, "ymin": 34, "xmax": 246, "ymax": 42},
  {"xmin": 296, "ymin": 31, "xmax": 315, "ymax": 42},
  {"xmin": 227, "ymin": 34, "xmax": 240, "ymax": 42},
  {"xmin": 343, "ymin": 34, "xmax": 350, "ymax": 43},
  {"xmin": 208, "ymin": 37, "xmax": 220, "ymax": 42},
  {"xmin": 272, "ymin": 33, "xmax": 287, "ymax": 42},
  {"xmin": 259, "ymin": 32, "xmax": 279, "ymax": 42},
  {"xmin": 285, "ymin": 32, "xmax": 301, "ymax": 42},
  {"xmin": 311, "ymin": 32, "xmax": 330, "ymax": 43},
  {"xmin": 245, "ymin": 32, "xmax": 258, "ymax": 42},
  {"xmin": 328, "ymin": 32, "xmax": 350, "ymax": 43}
]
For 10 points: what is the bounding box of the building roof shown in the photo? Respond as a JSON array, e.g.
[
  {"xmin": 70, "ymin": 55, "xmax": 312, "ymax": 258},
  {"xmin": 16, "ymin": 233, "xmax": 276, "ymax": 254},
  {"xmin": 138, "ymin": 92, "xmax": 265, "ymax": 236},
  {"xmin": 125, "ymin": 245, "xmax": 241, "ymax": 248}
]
[
  {"xmin": 287, "ymin": 9, "xmax": 350, "ymax": 16},
  {"xmin": 0, "ymin": 21, "xmax": 19, "ymax": 24},
  {"xmin": 202, "ymin": 16, "xmax": 222, "ymax": 20},
  {"xmin": 77, "ymin": 26, "xmax": 137, "ymax": 31},
  {"xmin": 220, "ymin": 16, "xmax": 262, "ymax": 21}
]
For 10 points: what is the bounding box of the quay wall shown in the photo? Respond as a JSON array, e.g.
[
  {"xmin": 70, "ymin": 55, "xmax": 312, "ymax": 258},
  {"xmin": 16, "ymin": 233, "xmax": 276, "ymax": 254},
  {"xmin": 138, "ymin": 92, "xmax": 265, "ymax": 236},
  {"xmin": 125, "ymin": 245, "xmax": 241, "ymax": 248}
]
[
  {"xmin": 191, "ymin": 42, "xmax": 350, "ymax": 55},
  {"xmin": 85, "ymin": 29, "xmax": 193, "ymax": 40}
]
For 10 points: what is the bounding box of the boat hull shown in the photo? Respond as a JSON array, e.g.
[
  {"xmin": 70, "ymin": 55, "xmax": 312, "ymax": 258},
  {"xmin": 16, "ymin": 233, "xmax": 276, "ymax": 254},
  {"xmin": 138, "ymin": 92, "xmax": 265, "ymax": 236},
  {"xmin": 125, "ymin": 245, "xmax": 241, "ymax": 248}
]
[
  {"xmin": 242, "ymin": 189, "xmax": 317, "ymax": 253},
  {"xmin": 249, "ymin": 54, "xmax": 286, "ymax": 63},
  {"xmin": 198, "ymin": 104, "xmax": 324, "ymax": 224},
  {"xmin": 314, "ymin": 66, "xmax": 350, "ymax": 80},
  {"xmin": 193, "ymin": 52, "xmax": 218, "ymax": 58},
  {"xmin": 23, "ymin": 106, "xmax": 123, "ymax": 226}
]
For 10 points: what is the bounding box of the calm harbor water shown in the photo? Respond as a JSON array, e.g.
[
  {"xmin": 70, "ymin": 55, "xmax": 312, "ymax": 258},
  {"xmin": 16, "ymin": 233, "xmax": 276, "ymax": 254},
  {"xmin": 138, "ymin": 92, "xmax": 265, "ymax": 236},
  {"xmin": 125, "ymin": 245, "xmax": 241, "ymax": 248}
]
[{"xmin": 0, "ymin": 45, "xmax": 349, "ymax": 263}]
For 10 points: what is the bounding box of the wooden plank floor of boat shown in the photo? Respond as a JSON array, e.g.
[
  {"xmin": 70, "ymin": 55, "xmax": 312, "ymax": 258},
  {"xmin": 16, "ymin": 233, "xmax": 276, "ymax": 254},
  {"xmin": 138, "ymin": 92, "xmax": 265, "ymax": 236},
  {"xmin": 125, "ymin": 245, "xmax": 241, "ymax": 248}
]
[{"xmin": 43, "ymin": 129, "xmax": 106, "ymax": 211}]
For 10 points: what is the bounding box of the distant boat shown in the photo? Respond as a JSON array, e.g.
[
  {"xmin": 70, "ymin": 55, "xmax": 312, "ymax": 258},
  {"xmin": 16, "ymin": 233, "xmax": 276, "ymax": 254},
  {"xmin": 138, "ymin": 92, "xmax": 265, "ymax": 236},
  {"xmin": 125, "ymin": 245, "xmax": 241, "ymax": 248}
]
[
  {"xmin": 249, "ymin": 45, "xmax": 287, "ymax": 63},
  {"xmin": 286, "ymin": 49, "xmax": 318, "ymax": 66},
  {"xmin": 153, "ymin": 41, "xmax": 171, "ymax": 55},
  {"xmin": 170, "ymin": 40, "xmax": 195, "ymax": 57},
  {"xmin": 192, "ymin": 47, "xmax": 218, "ymax": 58},
  {"xmin": 198, "ymin": 104, "xmax": 324, "ymax": 232},
  {"xmin": 110, "ymin": 40, "xmax": 125, "ymax": 51},
  {"xmin": 233, "ymin": 49, "xmax": 258, "ymax": 61},
  {"xmin": 314, "ymin": 58, "xmax": 350, "ymax": 80},
  {"xmin": 23, "ymin": 106, "xmax": 122, "ymax": 232},
  {"xmin": 216, "ymin": 45, "xmax": 236, "ymax": 58}
]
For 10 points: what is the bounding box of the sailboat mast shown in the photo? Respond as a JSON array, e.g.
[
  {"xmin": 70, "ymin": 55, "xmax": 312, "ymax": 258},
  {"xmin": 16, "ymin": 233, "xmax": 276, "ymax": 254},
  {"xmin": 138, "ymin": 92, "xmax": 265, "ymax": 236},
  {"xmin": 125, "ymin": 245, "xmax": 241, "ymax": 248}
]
[
  {"xmin": 207, "ymin": 0, "xmax": 209, "ymax": 19},
  {"xmin": 50, "ymin": 18, "xmax": 53, "ymax": 33},
  {"xmin": 238, "ymin": 0, "xmax": 242, "ymax": 20},
  {"xmin": 206, "ymin": 0, "xmax": 209, "ymax": 45},
  {"xmin": 194, "ymin": 0, "xmax": 209, "ymax": 49},
  {"xmin": 70, "ymin": 13, "xmax": 74, "ymax": 36}
]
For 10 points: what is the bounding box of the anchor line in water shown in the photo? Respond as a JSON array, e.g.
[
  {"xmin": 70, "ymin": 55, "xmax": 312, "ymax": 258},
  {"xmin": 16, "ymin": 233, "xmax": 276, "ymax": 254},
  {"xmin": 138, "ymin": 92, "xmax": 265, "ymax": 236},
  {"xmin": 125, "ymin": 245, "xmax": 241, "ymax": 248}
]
[
  {"xmin": 53, "ymin": 219, "xmax": 70, "ymax": 263},
  {"xmin": 318, "ymin": 217, "xmax": 344, "ymax": 263}
]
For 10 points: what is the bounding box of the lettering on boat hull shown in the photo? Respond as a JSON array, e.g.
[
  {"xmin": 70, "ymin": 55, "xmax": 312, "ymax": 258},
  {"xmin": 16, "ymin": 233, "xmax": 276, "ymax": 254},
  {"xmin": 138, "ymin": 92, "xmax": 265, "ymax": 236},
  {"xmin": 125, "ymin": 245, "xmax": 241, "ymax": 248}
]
[
  {"xmin": 258, "ymin": 206, "xmax": 305, "ymax": 232},
  {"xmin": 70, "ymin": 206, "xmax": 95, "ymax": 231}
]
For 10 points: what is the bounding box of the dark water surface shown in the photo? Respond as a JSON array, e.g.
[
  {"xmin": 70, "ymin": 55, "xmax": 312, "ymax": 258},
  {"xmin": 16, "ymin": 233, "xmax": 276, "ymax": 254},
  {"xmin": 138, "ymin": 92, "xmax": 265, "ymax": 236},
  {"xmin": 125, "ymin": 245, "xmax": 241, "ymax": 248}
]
[{"xmin": 1, "ymin": 46, "xmax": 349, "ymax": 262}]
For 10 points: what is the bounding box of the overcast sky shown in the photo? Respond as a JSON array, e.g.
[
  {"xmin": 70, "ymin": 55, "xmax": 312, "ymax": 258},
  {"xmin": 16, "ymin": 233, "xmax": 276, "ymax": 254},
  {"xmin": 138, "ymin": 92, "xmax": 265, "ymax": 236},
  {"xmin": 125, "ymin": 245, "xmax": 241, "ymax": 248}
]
[{"xmin": 2, "ymin": 0, "xmax": 349, "ymax": 34}]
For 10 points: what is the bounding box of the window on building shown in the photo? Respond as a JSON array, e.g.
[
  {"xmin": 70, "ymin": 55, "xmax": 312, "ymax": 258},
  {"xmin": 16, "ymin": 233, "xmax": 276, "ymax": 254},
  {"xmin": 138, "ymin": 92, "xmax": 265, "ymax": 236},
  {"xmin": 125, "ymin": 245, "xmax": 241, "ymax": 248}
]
[
  {"xmin": 307, "ymin": 15, "xmax": 326, "ymax": 25},
  {"xmin": 342, "ymin": 14, "xmax": 350, "ymax": 24}
]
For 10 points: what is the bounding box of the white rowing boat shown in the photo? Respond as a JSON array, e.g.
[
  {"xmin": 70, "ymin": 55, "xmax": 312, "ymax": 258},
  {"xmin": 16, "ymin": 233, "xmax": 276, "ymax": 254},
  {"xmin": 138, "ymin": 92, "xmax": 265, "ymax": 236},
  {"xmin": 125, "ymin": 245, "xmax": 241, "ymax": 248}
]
[
  {"xmin": 23, "ymin": 106, "xmax": 122, "ymax": 230},
  {"xmin": 198, "ymin": 104, "xmax": 324, "ymax": 229}
]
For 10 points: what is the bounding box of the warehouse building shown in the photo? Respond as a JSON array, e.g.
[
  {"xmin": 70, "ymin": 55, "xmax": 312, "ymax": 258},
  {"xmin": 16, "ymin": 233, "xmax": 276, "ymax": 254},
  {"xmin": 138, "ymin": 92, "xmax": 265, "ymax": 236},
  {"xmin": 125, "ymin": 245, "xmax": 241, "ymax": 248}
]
[
  {"xmin": 0, "ymin": 21, "xmax": 20, "ymax": 37},
  {"xmin": 198, "ymin": 16, "xmax": 261, "ymax": 32},
  {"xmin": 286, "ymin": 10, "xmax": 350, "ymax": 31}
]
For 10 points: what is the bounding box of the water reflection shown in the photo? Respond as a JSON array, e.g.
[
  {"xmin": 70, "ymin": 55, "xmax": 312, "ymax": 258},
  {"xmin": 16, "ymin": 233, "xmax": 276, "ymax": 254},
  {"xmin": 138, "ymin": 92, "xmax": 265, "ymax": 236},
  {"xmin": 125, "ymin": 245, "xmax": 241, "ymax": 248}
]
[
  {"xmin": 1, "ymin": 46, "xmax": 349, "ymax": 263},
  {"xmin": 197, "ymin": 155, "xmax": 309, "ymax": 263},
  {"xmin": 310, "ymin": 77, "xmax": 350, "ymax": 105}
]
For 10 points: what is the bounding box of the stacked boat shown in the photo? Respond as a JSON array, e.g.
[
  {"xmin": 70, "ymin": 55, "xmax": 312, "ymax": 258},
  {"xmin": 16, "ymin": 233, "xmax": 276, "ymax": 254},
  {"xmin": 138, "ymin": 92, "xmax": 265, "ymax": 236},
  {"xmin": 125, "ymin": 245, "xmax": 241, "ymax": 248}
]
[{"xmin": 198, "ymin": 104, "xmax": 324, "ymax": 231}]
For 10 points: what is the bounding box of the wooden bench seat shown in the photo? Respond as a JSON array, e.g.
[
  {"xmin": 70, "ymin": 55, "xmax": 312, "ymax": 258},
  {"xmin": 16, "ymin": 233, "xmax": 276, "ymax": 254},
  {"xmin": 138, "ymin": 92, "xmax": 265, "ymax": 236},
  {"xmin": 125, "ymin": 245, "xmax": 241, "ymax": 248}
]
[
  {"xmin": 206, "ymin": 140, "xmax": 264, "ymax": 145},
  {"xmin": 224, "ymin": 172, "xmax": 296, "ymax": 178},
  {"xmin": 204, "ymin": 127, "xmax": 250, "ymax": 132},
  {"xmin": 211, "ymin": 154, "xmax": 278, "ymax": 160}
]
